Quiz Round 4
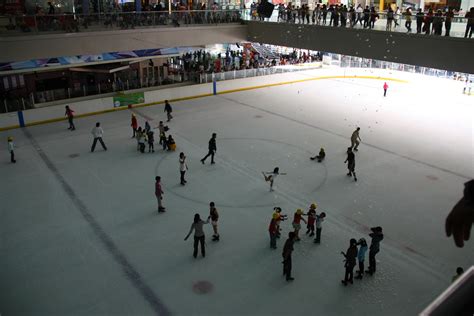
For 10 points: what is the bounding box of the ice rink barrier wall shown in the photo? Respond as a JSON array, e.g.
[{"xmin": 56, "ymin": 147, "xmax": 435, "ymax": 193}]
[{"xmin": 0, "ymin": 67, "xmax": 411, "ymax": 131}]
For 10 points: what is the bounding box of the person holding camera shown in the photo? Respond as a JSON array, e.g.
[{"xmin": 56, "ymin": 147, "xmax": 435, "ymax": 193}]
[{"xmin": 366, "ymin": 226, "xmax": 384, "ymax": 275}]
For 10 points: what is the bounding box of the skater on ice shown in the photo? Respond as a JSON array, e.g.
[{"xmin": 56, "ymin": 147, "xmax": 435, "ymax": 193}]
[
  {"xmin": 131, "ymin": 113, "xmax": 138, "ymax": 137},
  {"xmin": 366, "ymin": 226, "xmax": 384, "ymax": 275},
  {"xmin": 201, "ymin": 133, "xmax": 217, "ymax": 164},
  {"xmin": 147, "ymin": 130, "xmax": 155, "ymax": 152},
  {"xmin": 7, "ymin": 136, "xmax": 16, "ymax": 163},
  {"xmin": 314, "ymin": 212, "xmax": 326, "ymax": 243},
  {"xmin": 167, "ymin": 135, "xmax": 176, "ymax": 151},
  {"xmin": 155, "ymin": 176, "xmax": 165, "ymax": 212},
  {"xmin": 355, "ymin": 238, "xmax": 368, "ymax": 279},
  {"xmin": 310, "ymin": 148, "xmax": 325, "ymax": 162},
  {"xmin": 292, "ymin": 209, "xmax": 307, "ymax": 241},
  {"xmin": 144, "ymin": 121, "xmax": 151, "ymax": 134},
  {"xmin": 184, "ymin": 213, "xmax": 210, "ymax": 258},
  {"xmin": 383, "ymin": 82, "xmax": 389, "ymax": 97},
  {"xmin": 345, "ymin": 147, "xmax": 358, "ymax": 181},
  {"xmin": 263, "ymin": 167, "xmax": 286, "ymax": 191},
  {"xmin": 65, "ymin": 105, "xmax": 75, "ymax": 131},
  {"xmin": 208, "ymin": 202, "xmax": 220, "ymax": 241},
  {"xmin": 273, "ymin": 207, "xmax": 287, "ymax": 238},
  {"xmin": 164, "ymin": 100, "xmax": 173, "ymax": 122},
  {"xmin": 305, "ymin": 204, "xmax": 317, "ymax": 237},
  {"xmin": 341, "ymin": 238, "xmax": 358, "ymax": 286},
  {"xmin": 90, "ymin": 122, "xmax": 107, "ymax": 152},
  {"xmin": 282, "ymin": 232, "xmax": 296, "ymax": 281},
  {"xmin": 350, "ymin": 127, "xmax": 361, "ymax": 151},
  {"xmin": 179, "ymin": 152, "xmax": 188, "ymax": 185},
  {"xmin": 269, "ymin": 214, "xmax": 279, "ymax": 249},
  {"xmin": 137, "ymin": 128, "xmax": 147, "ymax": 153}
]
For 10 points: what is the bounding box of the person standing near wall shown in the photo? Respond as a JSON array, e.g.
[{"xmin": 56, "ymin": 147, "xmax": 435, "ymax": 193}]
[
  {"xmin": 7, "ymin": 137, "xmax": 16, "ymax": 163},
  {"xmin": 465, "ymin": 7, "xmax": 474, "ymax": 38},
  {"xmin": 90, "ymin": 122, "xmax": 107, "ymax": 152},
  {"xmin": 65, "ymin": 105, "xmax": 75, "ymax": 131},
  {"xmin": 416, "ymin": 8, "xmax": 424, "ymax": 34}
]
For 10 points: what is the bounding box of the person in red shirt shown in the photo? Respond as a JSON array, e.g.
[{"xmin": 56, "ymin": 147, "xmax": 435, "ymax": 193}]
[
  {"xmin": 65, "ymin": 105, "xmax": 75, "ymax": 130},
  {"xmin": 383, "ymin": 82, "xmax": 389, "ymax": 97},
  {"xmin": 292, "ymin": 209, "xmax": 307, "ymax": 241},
  {"xmin": 269, "ymin": 215, "xmax": 278, "ymax": 249},
  {"xmin": 131, "ymin": 113, "xmax": 138, "ymax": 138},
  {"xmin": 155, "ymin": 176, "xmax": 165, "ymax": 212},
  {"xmin": 305, "ymin": 203, "xmax": 317, "ymax": 237}
]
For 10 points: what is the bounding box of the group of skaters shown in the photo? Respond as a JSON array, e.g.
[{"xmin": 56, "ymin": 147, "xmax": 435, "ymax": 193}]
[{"xmin": 273, "ymin": 2, "xmax": 474, "ymax": 38}]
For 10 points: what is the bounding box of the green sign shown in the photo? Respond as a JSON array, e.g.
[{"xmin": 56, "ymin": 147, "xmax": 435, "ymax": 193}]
[{"xmin": 113, "ymin": 92, "xmax": 145, "ymax": 107}]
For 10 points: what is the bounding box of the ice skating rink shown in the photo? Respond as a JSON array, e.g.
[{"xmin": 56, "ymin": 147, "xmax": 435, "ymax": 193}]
[{"xmin": 1, "ymin": 68, "xmax": 473, "ymax": 316}]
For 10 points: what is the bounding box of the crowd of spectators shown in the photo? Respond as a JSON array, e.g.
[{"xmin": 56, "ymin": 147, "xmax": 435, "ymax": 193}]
[{"xmin": 249, "ymin": 2, "xmax": 474, "ymax": 38}]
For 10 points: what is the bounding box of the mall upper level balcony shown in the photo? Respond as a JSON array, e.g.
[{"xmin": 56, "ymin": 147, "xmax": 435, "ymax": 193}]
[
  {"xmin": 244, "ymin": 8, "xmax": 474, "ymax": 73},
  {"xmin": 0, "ymin": 10, "xmax": 247, "ymax": 62}
]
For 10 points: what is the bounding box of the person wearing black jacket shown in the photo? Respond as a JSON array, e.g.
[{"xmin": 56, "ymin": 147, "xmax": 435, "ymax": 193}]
[
  {"xmin": 164, "ymin": 100, "xmax": 173, "ymax": 122},
  {"xmin": 445, "ymin": 180, "xmax": 474, "ymax": 247},
  {"xmin": 341, "ymin": 238, "xmax": 358, "ymax": 286},
  {"xmin": 345, "ymin": 147, "xmax": 357, "ymax": 181},
  {"xmin": 366, "ymin": 226, "xmax": 384, "ymax": 275},
  {"xmin": 201, "ymin": 133, "xmax": 217, "ymax": 164},
  {"xmin": 282, "ymin": 232, "xmax": 296, "ymax": 281},
  {"xmin": 416, "ymin": 8, "xmax": 424, "ymax": 33}
]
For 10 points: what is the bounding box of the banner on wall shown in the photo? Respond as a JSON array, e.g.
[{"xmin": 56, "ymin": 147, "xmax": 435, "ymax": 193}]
[{"xmin": 113, "ymin": 92, "xmax": 145, "ymax": 107}]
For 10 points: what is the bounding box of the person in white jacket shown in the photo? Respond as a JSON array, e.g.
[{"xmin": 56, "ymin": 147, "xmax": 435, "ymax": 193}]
[
  {"xmin": 8, "ymin": 136, "xmax": 16, "ymax": 163},
  {"xmin": 179, "ymin": 152, "xmax": 188, "ymax": 185},
  {"xmin": 91, "ymin": 122, "xmax": 107, "ymax": 152}
]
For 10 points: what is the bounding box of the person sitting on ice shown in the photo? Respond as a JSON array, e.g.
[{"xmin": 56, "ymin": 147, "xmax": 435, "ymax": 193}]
[
  {"xmin": 262, "ymin": 167, "xmax": 286, "ymax": 192},
  {"xmin": 167, "ymin": 135, "xmax": 176, "ymax": 151},
  {"xmin": 310, "ymin": 148, "xmax": 326, "ymax": 162}
]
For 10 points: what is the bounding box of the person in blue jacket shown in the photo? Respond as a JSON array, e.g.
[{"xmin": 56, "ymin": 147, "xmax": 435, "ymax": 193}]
[{"xmin": 355, "ymin": 238, "xmax": 368, "ymax": 279}]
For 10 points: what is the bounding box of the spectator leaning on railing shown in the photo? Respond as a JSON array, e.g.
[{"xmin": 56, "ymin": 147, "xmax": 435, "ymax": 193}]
[{"xmin": 465, "ymin": 7, "xmax": 474, "ymax": 38}]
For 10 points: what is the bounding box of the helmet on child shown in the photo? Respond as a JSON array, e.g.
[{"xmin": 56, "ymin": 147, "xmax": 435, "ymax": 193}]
[
  {"xmin": 296, "ymin": 209, "xmax": 303, "ymax": 215},
  {"xmin": 310, "ymin": 203, "xmax": 317, "ymax": 209},
  {"xmin": 7, "ymin": 136, "xmax": 13, "ymax": 141}
]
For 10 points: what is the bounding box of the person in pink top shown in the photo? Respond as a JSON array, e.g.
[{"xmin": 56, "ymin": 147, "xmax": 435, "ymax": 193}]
[
  {"xmin": 155, "ymin": 176, "xmax": 165, "ymax": 212},
  {"xmin": 383, "ymin": 82, "xmax": 389, "ymax": 97}
]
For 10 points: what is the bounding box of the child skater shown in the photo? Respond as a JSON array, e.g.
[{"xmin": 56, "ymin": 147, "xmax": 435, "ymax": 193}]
[
  {"xmin": 305, "ymin": 203, "xmax": 317, "ymax": 237},
  {"xmin": 208, "ymin": 202, "xmax": 220, "ymax": 241},
  {"xmin": 355, "ymin": 238, "xmax": 368, "ymax": 280},
  {"xmin": 314, "ymin": 212, "xmax": 326, "ymax": 243},
  {"xmin": 147, "ymin": 130, "xmax": 155, "ymax": 153},
  {"xmin": 310, "ymin": 148, "xmax": 326, "ymax": 162},
  {"xmin": 272, "ymin": 207, "xmax": 287, "ymax": 238},
  {"xmin": 292, "ymin": 209, "xmax": 307, "ymax": 241},
  {"xmin": 269, "ymin": 214, "xmax": 279, "ymax": 249},
  {"xmin": 262, "ymin": 167, "xmax": 286, "ymax": 191}
]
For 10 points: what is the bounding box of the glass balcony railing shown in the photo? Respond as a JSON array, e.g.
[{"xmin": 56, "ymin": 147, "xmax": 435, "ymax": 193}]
[
  {"xmin": 242, "ymin": 9, "xmax": 474, "ymax": 39},
  {"xmin": 0, "ymin": 10, "xmax": 242, "ymax": 35}
]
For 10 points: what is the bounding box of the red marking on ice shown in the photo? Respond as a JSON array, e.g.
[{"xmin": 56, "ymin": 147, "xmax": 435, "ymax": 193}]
[{"xmin": 192, "ymin": 281, "xmax": 214, "ymax": 294}]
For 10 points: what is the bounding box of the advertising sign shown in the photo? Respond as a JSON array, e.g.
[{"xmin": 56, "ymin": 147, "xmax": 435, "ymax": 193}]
[{"xmin": 113, "ymin": 92, "xmax": 145, "ymax": 107}]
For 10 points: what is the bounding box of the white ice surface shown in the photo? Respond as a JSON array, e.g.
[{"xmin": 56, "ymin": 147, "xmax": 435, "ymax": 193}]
[{"xmin": 1, "ymin": 69, "xmax": 473, "ymax": 316}]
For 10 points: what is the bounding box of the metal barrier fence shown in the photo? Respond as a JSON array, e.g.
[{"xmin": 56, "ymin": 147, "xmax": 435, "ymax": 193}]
[{"xmin": 0, "ymin": 10, "xmax": 242, "ymax": 34}]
